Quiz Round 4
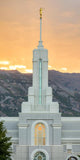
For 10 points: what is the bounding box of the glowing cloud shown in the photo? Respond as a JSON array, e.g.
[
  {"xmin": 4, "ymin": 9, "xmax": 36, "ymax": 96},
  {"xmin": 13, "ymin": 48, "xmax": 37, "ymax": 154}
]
[
  {"xmin": 14, "ymin": 65, "xmax": 26, "ymax": 69},
  {"xmin": 60, "ymin": 68, "xmax": 68, "ymax": 72},
  {"xmin": 25, "ymin": 69, "xmax": 33, "ymax": 73},
  {"xmin": 48, "ymin": 65, "xmax": 52, "ymax": 68},
  {"xmin": 9, "ymin": 66, "xmax": 16, "ymax": 70},
  {"xmin": 48, "ymin": 65, "xmax": 57, "ymax": 71},
  {"xmin": 8, "ymin": 65, "xmax": 33, "ymax": 73},
  {"xmin": 9, "ymin": 65, "xmax": 26, "ymax": 70},
  {"xmin": 0, "ymin": 61, "xmax": 9, "ymax": 65},
  {"xmin": 0, "ymin": 67, "xmax": 8, "ymax": 70}
]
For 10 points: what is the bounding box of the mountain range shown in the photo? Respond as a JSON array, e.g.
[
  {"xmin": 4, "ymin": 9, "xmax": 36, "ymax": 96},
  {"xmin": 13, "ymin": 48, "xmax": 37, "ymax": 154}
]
[{"xmin": 0, "ymin": 70, "xmax": 80, "ymax": 117}]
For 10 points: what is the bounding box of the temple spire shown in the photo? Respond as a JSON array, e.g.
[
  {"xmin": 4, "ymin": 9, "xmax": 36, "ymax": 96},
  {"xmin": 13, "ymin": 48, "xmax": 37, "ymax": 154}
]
[
  {"xmin": 40, "ymin": 8, "xmax": 42, "ymax": 41},
  {"xmin": 38, "ymin": 8, "xmax": 43, "ymax": 48}
]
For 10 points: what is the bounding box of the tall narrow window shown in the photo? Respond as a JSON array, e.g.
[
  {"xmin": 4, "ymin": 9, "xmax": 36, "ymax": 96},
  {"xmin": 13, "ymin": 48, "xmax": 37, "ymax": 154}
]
[
  {"xmin": 35, "ymin": 123, "xmax": 46, "ymax": 145},
  {"xmin": 39, "ymin": 59, "xmax": 42, "ymax": 104}
]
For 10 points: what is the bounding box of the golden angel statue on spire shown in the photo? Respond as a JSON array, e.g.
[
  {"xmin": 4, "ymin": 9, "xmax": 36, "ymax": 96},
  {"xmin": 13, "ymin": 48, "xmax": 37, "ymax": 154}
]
[{"xmin": 40, "ymin": 8, "xmax": 42, "ymax": 19}]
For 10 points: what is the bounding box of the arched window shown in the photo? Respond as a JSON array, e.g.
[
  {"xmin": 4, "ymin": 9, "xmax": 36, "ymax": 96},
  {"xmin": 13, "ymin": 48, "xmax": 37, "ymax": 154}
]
[
  {"xmin": 34, "ymin": 151, "xmax": 46, "ymax": 160},
  {"xmin": 35, "ymin": 123, "xmax": 46, "ymax": 145},
  {"xmin": 68, "ymin": 156, "xmax": 78, "ymax": 160}
]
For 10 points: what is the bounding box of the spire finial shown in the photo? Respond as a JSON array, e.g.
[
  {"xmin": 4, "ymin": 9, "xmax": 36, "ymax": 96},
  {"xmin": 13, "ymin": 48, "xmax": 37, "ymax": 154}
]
[
  {"xmin": 40, "ymin": 8, "xmax": 42, "ymax": 19},
  {"xmin": 38, "ymin": 8, "xmax": 44, "ymax": 48}
]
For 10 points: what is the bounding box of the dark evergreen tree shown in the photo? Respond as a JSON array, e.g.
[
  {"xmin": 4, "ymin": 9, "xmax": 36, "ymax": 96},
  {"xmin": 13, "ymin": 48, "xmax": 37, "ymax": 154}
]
[{"xmin": 0, "ymin": 121, "xmax": 12, "ymax": 160}]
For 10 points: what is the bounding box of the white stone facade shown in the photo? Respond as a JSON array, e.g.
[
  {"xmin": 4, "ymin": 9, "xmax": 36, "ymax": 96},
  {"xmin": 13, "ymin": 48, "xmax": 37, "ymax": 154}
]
[{"xmin": 0, "ymin": 13, "xmax": 80, "ymax": 160}]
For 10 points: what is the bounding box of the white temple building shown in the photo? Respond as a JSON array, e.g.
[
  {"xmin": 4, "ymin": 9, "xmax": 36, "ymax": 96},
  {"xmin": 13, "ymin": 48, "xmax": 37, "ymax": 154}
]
[{"xmin": 0, "ymin": 9, "xmax": 80, "ymax": 160}]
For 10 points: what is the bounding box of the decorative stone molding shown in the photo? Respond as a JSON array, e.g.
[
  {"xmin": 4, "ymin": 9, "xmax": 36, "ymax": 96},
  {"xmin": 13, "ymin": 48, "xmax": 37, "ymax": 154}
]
[
  {"xmin": 18, "ymin": 124, "xmax": 29, "ymax": 127},
  {"xmin": 51, "ymin": 123, "xmax": 62, "ymax": 127},
  {"xmin": 31, "ymin": 149, "xmax": 49, "ymax": 160},
  {"xmin": 66, "ymin": 154, "xmax": 79, "ymax": 160}
]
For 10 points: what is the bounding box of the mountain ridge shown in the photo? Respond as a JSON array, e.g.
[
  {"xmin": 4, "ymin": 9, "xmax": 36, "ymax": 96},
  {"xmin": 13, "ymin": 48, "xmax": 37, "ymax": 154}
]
[{"xmin": 0, "ymin": 70, "xmax": 80, "ymax": 117}]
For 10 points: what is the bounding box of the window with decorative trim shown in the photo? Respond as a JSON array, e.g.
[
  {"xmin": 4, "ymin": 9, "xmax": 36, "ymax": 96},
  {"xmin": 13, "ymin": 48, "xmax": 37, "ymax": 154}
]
[
  {"xmin": 35, "ymin": 123, "xmax": 46, "ymax": 145},
  {"xmin": 68, "ymin": 157, "xmax": 78, "ymax": 160},
  {"xmin": 34, "ymin": 151, "xmax": 46, "ymax": 160}
]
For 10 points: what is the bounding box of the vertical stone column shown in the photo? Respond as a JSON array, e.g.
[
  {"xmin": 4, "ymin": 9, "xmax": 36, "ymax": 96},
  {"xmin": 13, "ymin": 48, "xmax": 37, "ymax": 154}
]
[
  {"xmin": 18, "ymin": 124, "xmax": 29, "ymax": 145},
  {"xmin": 52, "ymin": 124, "xmax": 61, "ymax": 145}
]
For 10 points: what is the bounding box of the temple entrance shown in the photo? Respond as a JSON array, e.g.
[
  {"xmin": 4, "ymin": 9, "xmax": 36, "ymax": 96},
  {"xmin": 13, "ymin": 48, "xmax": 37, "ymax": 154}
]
[
  {"xmin": 34, "ymin": 152, "xmax": 46, "ymax": 160},
  {"xmin": 68, "ymin": 156, "xmax": 78, "ymax": 160}
]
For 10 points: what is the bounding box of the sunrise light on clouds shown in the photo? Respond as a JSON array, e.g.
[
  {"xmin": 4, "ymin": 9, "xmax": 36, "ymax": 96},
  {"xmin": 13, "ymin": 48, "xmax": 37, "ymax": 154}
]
[
  {"xmin": 60, "ymin": 68, "xmax": 68, "ymax": 72},
  {"xmin": 25, "ymin": 69, "xmax": 33, "ymax": 73},
  {"xmin": 0, "ymin": 61, "xmax": 10, "ymax": 65},
  {"xmin": 0, "ymin": 67, "xmax": 8, "ymax": 70},
  {"xmin": 0, "ymin": 61, "xmax": 69, "ymax": 73},
  {"xmin": 9, "ymin": 65, "xmax": 26, "ymax": 70},
  {"xmin": 0, "ymin": 62, "xmax": 31, "ymax": 73},
  {"xmin": 0, "ymin": 0, "xmax": 80, "ymax": 73}
]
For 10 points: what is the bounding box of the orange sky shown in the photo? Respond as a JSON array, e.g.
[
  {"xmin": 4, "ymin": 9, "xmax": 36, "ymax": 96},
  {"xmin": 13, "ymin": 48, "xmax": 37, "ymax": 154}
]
[{"xmin": 0, "ymin": 0, "xmax": 80, "ymax": 73}]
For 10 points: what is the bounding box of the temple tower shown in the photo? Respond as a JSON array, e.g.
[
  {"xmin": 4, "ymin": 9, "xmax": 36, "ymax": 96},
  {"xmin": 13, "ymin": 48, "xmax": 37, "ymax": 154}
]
[
  {"xmin": 15, "ymin": 9, "xmax": 63, "ymax": 160},
  {"xmin": 22, "ymin": 8, "xmax": 59, "ymax": 113}
]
